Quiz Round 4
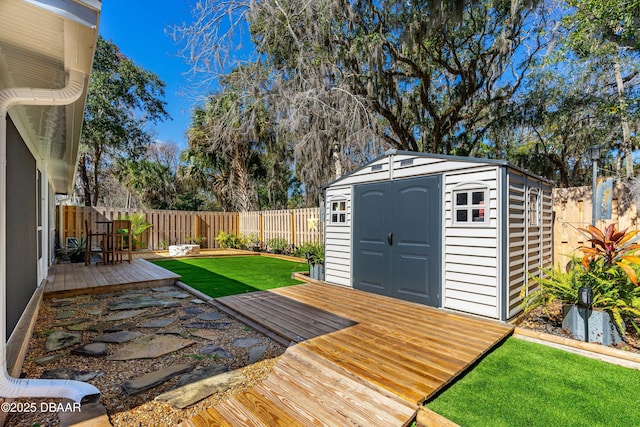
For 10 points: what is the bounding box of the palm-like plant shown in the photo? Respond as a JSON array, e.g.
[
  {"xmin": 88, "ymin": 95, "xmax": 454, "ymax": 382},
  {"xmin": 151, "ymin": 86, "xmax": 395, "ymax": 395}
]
[
  {"xmin": 522, "ymin": 223, "xmax": 640, "ymax": 335},
  {"xmin": 578, "ymin": 224, "xmax": 640, "ymax": 284}
]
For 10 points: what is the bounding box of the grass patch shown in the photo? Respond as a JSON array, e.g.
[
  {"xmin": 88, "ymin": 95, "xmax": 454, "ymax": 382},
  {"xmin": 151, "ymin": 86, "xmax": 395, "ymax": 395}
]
[
  {"xmin": 151, "ymin": 256, "xmax": 307, "ymax": 298},
  {"xmin": 426, "ymin": 338, "xmax": 640, "ymax": 426}
]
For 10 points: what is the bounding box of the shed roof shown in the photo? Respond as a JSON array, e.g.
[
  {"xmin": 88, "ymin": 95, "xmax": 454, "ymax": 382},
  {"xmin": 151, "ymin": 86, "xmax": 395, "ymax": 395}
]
[{"xmin": 324, "ymin": 149, "xmax": 553, "ymax": 189}]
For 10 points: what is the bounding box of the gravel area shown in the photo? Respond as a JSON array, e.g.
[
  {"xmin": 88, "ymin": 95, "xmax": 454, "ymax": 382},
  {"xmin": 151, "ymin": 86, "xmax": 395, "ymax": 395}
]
[
  {"xmin": 516, "ymin": 300, "xmax": 640, "ymax": 354},
  {"xmin": 5, "ymin": 287, "xmax": 286, "ymax": 426}
]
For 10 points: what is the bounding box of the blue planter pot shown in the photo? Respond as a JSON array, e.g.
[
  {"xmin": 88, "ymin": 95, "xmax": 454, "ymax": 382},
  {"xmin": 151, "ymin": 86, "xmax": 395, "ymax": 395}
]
[
  {"xmin": 309, "ymin": 264, "xmax": 324, "ymax": 281},
  {"xmin": 562, "ymin": 304, "xmax": 622, "ymax": 345}
]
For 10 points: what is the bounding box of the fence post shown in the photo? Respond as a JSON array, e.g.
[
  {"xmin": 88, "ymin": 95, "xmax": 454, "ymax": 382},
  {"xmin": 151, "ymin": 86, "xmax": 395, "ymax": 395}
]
[
  {"xmin": 259, "ymin": 213, "xmax": 263, "ymax": 243},
  {"xmin": 290, "ymin": 211, "xmax": 295, "ymax": 246}
]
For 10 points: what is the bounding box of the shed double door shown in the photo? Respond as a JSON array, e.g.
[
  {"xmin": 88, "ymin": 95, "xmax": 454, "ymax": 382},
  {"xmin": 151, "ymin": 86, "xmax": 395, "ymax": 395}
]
[{"xmin": 352, "ymin": 175, "xmax": 442, "ymax": 307}]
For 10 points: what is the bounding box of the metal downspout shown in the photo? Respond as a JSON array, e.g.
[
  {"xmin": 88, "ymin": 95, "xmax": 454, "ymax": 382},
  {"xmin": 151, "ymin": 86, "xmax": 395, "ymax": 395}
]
[{"xmin": 0, "ymin": 69, "xmax": 100, "ymax": 403}]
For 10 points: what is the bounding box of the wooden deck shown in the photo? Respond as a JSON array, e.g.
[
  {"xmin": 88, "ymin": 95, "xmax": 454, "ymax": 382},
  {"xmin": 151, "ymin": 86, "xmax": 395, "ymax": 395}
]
[
  {"xmin": 185, "ymin": 283, "xmax": 514, "ymax": 426},
  {"xmin": 44, "ymin": 259, "xmax": 180, "ymax": 296}
]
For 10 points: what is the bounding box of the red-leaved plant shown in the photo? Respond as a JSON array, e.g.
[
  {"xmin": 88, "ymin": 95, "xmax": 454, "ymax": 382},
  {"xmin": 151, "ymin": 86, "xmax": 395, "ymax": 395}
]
[{"xmin": 578, "ymin": 224, "xmax": 640, "ymax": 285}]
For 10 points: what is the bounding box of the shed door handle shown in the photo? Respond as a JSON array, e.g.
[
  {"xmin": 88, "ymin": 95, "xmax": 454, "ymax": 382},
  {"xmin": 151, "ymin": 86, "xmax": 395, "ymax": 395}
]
[{"xmin": 387, "ymin": 233, "xmax": 393, "ymax": 246}]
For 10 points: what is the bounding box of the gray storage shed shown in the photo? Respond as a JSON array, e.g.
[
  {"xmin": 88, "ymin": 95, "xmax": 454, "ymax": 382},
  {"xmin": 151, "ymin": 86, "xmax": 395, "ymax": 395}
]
[{"xmin": 323, "ymin": 150, "xmax": 553, "ymax": 321}]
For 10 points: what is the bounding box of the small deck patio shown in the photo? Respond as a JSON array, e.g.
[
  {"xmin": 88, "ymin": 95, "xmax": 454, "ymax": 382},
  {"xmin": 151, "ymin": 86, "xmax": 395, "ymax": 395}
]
[
  {"xmin": 43, "ymin": 259, "xmax": 180, "ymax": 297},
  {"xmin": 187, "ymin": 282, "xmax": 514, "ymax": 426}
]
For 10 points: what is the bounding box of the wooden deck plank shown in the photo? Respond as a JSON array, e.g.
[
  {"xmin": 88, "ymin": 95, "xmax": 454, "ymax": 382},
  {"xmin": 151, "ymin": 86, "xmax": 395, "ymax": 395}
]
[
  {"xmin": 273, "ymin": 283, "xmax": 508, "ymax": 349},
  {"xmin": 276, "ymin": 345, "xmax": 416, "ymax": 425},
  {"xmin": 188, "ymin": 282, "xmax": 512, "ymax": 426},
  {"xmin": 44, "ymin": 259, "xmax": 179, "ymax": 296},
  {"xmin": 218, "ymin": 292, "xmax": 355, "ymax": 341}
]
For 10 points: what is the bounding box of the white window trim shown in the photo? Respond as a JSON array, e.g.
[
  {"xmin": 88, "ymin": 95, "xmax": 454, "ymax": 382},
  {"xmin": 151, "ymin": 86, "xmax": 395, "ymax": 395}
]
[
  {"xmin": 527, "ymin": 187, "xmax": 541, "ymax": 227},
  {"xmin": 329, "ymin": 198, "xmax": 348, "ymax": 225},
  {"xmin": 451, "ymin": 183, "xmax": 490, "ymax": 226}
]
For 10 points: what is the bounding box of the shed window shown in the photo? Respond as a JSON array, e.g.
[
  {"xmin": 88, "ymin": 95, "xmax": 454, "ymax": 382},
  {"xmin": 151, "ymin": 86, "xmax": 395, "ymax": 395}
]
[
  {"xmin": 528, "ymin": 188, "xmax": 540, "ymax": 227},
  {"xmin": 453, "ymin": 188, "xmax": 487, "ymax": 224},
  {"xmin": 331, "ymin": 200, "xmax": 347, "ymax": 224}
]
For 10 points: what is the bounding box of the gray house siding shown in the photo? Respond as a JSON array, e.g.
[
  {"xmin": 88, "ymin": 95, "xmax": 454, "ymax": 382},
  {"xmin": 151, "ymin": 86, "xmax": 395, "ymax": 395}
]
[{"xmin": 6, "ymin": 117, "xmax": 37, "ymax": 339}]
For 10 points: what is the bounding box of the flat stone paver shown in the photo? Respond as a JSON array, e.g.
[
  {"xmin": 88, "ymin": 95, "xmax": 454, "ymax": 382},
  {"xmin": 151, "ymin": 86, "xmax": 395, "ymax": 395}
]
[
  {"xmin": 103, "ymin": 309, "xmax": 148, "ymax": 321},
  {"xmin": 53, "ymin": 318, "xmax": 90, "ymax": 327},
  {"xmin": 108, "ymin": 297, "xmax": 180, "ymax": 311},
  {"xmin": 155, "ymin": 370, "xmax": 246, "ymax": 409},
  {"xmin": 232, "ymin": 337, "xmax": 262, "ymax": 348},
  {"xmin": 121, "ymin": 363, "xmax": 195, "ymax": 395},
  {"xmin": 108, "ymin": 335, "xmax": 196, "ymax": 360},
  {"xmin": 190, "ymin": 330, "xmax": 223, "ymax": 341},
  {"xmin": 35, "ymin": 354, "xmax": 62, "ymax": 365},
  {"xmin": 248, "ymin": 345, "xmax": 268, "ymax": 364},
  {"xmin": 55, "ymin": 310, "xmax": 76, "ymax": 320},
  {"xmin": 71, "ymin": 343, "xmax": 109, "ymax": 357},
  {"xmin": 41, "ymin": 368, "xmax": 104, "ymax": 382},
  {"xmin": 196, "ymin": 312, "xmax": 222, "ymax": 321},
  {"xmin": 104, "ymin": 322, "xmax": 135, "ymax": 332},
  {"xmin": 139, "ymin": 317, "xmax": 177, "ymax": 328},
  {"xmin": 173, "ymin": 365, "xmax": 229, "ymax": 389},
  {"xmin": 182, "ymin": 307, "xmax": 204, "ymax": 315},
  {"xmin": 93, "ymin": 331, "xmax": 142, "ymax": 344},
  {"xmin": 183, "ymin": 322, "xmax": 230, "ymax": 330},
  {"xmin": 46, "ymin": 331, "xmax": 82, "ymax": 352},
  {"xmin": 155, "ymin": 291, "xmax": 191, "ymax": 299},
  {"xmin": 198, "ymin": 345, "xmax": 233, "ymax": 359}
]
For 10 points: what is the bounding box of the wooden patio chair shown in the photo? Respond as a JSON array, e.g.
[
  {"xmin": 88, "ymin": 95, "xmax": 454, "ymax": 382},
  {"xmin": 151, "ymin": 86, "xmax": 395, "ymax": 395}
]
[
  {"xmin": 111, "ymin": 219, "xmax": 132, "ymax": 264},
  {"xmin": 84, "ymin": 220, "xmax": 107, "ymax": 265}
]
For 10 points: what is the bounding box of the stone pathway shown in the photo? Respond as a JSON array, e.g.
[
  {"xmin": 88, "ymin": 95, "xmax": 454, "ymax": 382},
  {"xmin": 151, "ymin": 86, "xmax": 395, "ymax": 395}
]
[{"xmin": 27, "ymin": 284, "xmax": 280, "ymax": 426}]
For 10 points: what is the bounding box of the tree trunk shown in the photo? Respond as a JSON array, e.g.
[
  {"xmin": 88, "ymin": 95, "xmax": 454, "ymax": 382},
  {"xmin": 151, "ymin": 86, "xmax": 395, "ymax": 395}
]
[
  {"xmin": 79, "ymin": 154, "xmax": 92, "ymax": 206},
  {"xmin": 614, "ymin": 54, "xmax": 633, "ymax": 178}
]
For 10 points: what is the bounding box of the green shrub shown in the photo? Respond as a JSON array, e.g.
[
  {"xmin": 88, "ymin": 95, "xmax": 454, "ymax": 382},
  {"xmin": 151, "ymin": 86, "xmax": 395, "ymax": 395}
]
[
  {"xmin": 295, "ymin": 241, "xmax": 325, "ymax": 264},
  {"xmin": 267, "ymin": 237, "xmax": 288, "ymax": 254},
  {"xmin": 215, "ymin": 231, "xmax": 246, "ymax": 249}
]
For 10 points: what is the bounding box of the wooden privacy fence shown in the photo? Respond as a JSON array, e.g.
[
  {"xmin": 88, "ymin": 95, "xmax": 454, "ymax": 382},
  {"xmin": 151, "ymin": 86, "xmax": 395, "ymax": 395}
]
[
  {"xmin": 61, "ymin": 206, "xmax": 323, "ymax": 250},
  {"xmin": 553, "ymin": 184, "xmax": 637, "ymax": 263},
  {"xmin": 60, "ymin": 206, "xmax": 239, "ymax": 250},
  {"xmin": 239, "ymin": 208, "xmax": 323, "ymax": 246}
]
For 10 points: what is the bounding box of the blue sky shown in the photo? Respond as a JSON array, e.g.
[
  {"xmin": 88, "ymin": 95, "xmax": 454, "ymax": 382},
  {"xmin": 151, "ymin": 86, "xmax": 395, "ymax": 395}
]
[{"xmin": 99, "ymin": 0, "xmax": 200, "ymax": 150}]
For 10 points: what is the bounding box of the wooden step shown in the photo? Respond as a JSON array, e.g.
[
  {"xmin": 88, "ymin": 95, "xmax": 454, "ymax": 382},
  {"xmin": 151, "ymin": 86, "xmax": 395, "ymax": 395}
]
[{"xmin": 184, "ymin": 344, "xmax": 417, "ymax": 426}]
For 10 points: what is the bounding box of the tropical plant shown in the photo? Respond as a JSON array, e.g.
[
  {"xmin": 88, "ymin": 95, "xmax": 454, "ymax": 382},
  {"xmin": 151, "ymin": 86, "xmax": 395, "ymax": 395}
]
[
  {"xmin": 266, "ymin": 237, "xmax": 288, "ymax": 254},
  {"xmin": 521, "ymin": 223, "xmax": 640, "ymax": 335},
  {"xmin": 60, "ymin": 236, "xmax": 87, "ymax": 263},
  {"xmin": 125, "ymin": 213, "xmax": 152, "ymax": 250},
  {"xmin": 295, "ymin": 242, "xmax": 325, "ymax": 265},
  {"xmin": 215, "ymin": 231, "xmax": 246, "ymax": 249}
]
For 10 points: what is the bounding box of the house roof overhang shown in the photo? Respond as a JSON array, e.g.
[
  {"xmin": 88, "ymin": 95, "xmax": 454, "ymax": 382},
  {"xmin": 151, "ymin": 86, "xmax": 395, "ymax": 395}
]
[{"xmin": 0, "ymin": 0, "xmax": 101, "ymax": 195}]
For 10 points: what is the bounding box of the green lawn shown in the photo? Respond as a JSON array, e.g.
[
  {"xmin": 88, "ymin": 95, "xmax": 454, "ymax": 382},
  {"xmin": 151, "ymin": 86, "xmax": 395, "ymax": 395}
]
[
  {"xmin": 151, "ymin": 255, "xmax": 308, "ymax": 298},
  {"xmin": 426, "ymin": 338, "xmax": 640, "ymax": 426}
]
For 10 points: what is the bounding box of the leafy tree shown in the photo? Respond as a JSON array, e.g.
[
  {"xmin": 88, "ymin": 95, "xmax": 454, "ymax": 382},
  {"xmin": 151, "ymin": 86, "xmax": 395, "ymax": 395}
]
[
  {"xmin": 78, "ymin": 36, "xmax": 169, "ymax": 206},
  {"xmin": 182, "ymin": 73, "xmax": 292, "ymax": 211},
  {"xmin": 562, "ymin": 0, "xmax": 640, "ymax": 177}
]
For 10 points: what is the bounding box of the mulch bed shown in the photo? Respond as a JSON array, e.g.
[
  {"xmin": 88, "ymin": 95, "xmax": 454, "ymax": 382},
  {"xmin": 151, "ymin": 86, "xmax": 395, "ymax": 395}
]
[{"xmin": 515, "ymin": 300, "xmax": 640, "ymax": 354}]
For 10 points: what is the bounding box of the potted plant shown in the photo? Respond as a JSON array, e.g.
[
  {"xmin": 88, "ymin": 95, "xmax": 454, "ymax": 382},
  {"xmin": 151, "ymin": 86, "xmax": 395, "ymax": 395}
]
[
  {"xmin": 123, "ymin": 212, "xmax": 152, "ymax": 250},
  {"xmin": 521, "ymin": 224, "xmax": 640, "ymax": 345},
  {"xmin": 303, "ymin": 242, "xmax": 325, "ymax": 281}
]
